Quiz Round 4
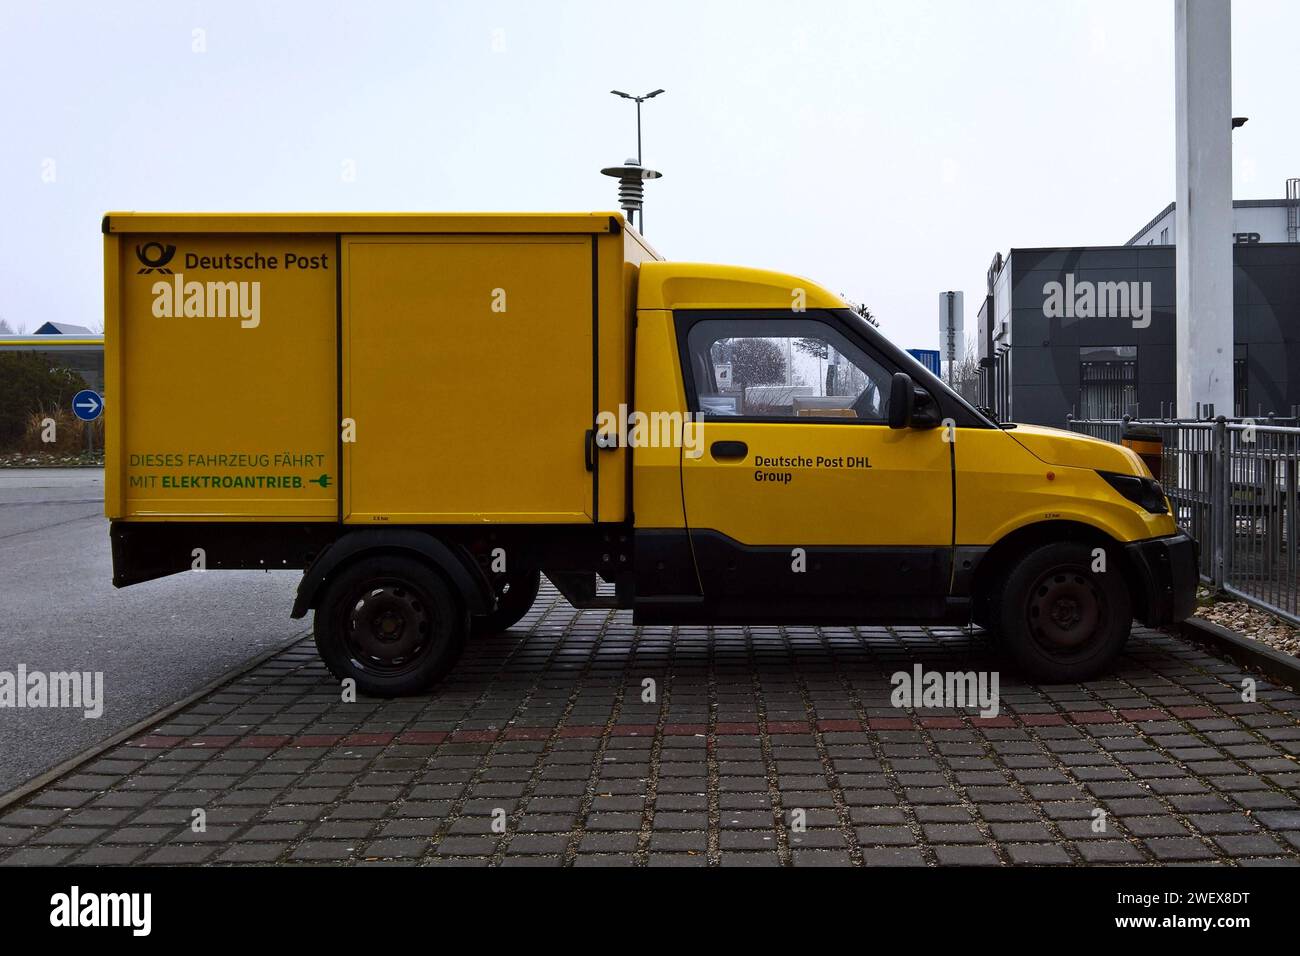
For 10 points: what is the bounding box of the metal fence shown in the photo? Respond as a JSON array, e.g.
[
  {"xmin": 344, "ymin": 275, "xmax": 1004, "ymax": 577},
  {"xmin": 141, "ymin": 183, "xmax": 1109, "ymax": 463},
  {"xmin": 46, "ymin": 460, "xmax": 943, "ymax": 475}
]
[{"xmin": 1066, "ymin": 416, "xmax": 1300, "ymax": 625}]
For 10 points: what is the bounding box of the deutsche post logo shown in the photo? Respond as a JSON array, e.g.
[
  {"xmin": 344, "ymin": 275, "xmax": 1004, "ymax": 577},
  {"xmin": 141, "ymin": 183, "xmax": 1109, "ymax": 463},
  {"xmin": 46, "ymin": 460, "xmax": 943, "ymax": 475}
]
[{"xmin": 135, "ymin": 242, "xmax": 177, "ymax": 275}]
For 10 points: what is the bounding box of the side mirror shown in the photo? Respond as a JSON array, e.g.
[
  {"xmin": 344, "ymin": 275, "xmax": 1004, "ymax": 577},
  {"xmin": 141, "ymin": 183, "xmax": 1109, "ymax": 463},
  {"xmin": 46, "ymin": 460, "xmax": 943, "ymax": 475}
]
[
  {"xmin": 911, "ymin": 387, "xmax": 941, "ymax": 427},
  {"xmin": 888, "ymin": 372, "xmax": 941, "ymax": 430},
  {"xmin": 888, "ymin": 372, "xmax": 913, "ymax": 429}
]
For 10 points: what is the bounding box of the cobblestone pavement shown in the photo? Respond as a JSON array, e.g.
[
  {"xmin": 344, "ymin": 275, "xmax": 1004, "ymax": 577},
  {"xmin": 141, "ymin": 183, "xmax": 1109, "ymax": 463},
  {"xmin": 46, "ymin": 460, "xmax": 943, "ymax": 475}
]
[{"xmin": 3, "ymin": 584, "xmax": 1299, "ymax": 867}]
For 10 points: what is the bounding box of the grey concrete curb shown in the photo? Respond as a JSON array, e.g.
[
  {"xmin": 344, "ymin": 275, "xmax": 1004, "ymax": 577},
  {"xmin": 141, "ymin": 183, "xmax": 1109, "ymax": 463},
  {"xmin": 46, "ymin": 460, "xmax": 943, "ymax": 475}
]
[
  {"xmin": 0, "ymin": 633, "xmax": 309, "ymax": 815},
  {"xmin": 1178, "ymin": 616, "xmax": 1300, "ymax": 693}
]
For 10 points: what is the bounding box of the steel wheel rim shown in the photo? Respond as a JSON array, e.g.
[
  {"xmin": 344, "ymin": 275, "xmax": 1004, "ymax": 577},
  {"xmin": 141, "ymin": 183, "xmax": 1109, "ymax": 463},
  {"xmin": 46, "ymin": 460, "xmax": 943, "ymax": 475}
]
[
  {"xmin": 1025, "ymin": 564, "xmax": 1106, "ymax": 659},
  {"xmin": 343, "ymin": 579, "xmax": 435, "ymax": 675}
]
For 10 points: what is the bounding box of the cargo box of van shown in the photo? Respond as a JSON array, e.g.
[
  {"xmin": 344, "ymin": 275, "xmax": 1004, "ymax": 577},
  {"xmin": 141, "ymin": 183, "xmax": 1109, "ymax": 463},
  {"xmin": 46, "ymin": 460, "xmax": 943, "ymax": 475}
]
[{"xmin": 104, "ymin": 213, "xmax": 653, "ymax": 533}]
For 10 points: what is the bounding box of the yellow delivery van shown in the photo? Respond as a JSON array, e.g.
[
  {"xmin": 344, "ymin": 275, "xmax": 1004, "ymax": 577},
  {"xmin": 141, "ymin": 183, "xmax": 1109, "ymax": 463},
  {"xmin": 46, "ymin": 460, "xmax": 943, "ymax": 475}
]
[{"xmin": 102, "ymin": 211, "xmax": 1197, "ymax": 695}]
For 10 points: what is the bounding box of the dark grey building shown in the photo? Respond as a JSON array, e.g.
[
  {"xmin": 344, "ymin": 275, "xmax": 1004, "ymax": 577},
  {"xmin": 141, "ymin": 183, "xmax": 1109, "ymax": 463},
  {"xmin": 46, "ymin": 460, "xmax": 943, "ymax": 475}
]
[{"xmin": 974, "ymin": 243, "xmax": 1300, "ymax": 427}]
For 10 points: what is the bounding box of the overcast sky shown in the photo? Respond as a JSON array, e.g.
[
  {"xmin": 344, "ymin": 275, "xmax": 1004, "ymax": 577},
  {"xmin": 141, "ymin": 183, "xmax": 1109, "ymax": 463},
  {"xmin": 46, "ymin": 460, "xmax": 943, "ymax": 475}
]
[{"xmin": 1, "ymin": 0, "xmax": 1296, "ymax": 350}]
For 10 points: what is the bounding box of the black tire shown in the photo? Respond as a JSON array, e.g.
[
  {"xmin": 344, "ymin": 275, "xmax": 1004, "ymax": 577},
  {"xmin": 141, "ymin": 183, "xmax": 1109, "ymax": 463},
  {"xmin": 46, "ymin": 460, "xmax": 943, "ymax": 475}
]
[
  {"xmin": 994, "ymin": 541, "xmax": 1131, "ymax": 683},
  {"xmin": 471, "ymin": 569, "xmax": 542, "ymax": 637},
  {"xmin": 313, "ymin": 555, "xmax": 468, "ymax": 697}
]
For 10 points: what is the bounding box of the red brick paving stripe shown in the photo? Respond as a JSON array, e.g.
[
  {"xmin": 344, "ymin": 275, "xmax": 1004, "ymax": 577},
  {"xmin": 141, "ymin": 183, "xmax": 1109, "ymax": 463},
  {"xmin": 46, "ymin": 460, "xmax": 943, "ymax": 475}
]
[
  {"xmin": 502, "ymin": 726, "xmax": 552, "ymax": 741},
  {"xmin": 396, "ymin": 730, "xmax": 448, "ymax": 745},
  {"xmin": 448, "ymin": 729, "xmax": 499, "ymax": 743},
  {"xmin": 816, "ymin": 719, "xmax": 864, "ymax": 732},
  {"xmin": 767, "ymin": 721, "xmax": 814, "ymax": 734},
  {"xmin": 608, "ymin": 724, "xmax": 657, "ymax": 737},
  {"xmin": 555, "ymin": 726, "xmax": 604, "ymax": 738},
  {"xmin": 661, "ymin": 723, "xmax": 708, "ymax": 736},
  {"xmin": 118, "ymin": 702, "xmax": 1220, "ymax": 754},
  {"xmin": 1119, "ymin": 708, "xmax": 1168, "ymax": 721},
  {"xmin": 714, "ymin": 722, "xmax": 761, "ymax": 735}
]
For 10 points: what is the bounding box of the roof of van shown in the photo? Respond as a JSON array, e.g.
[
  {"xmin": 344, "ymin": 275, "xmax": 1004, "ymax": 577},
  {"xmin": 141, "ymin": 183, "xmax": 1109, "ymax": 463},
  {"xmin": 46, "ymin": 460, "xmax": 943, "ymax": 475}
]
[
  {"xmin": 637, "ymin": 262, "xmax": 846, "ymax": 311},
  {"xmin": 103, "ymin": 211, "xmax": 627, "ymax": 234}
]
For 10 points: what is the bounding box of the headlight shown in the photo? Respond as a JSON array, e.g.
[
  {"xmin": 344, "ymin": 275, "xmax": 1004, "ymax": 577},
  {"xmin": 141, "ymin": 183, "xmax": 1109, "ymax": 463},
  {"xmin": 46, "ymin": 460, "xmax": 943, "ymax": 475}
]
[{"xmin": 1097, "ymin": 470, "xmax": 1169, "ymax": 514}]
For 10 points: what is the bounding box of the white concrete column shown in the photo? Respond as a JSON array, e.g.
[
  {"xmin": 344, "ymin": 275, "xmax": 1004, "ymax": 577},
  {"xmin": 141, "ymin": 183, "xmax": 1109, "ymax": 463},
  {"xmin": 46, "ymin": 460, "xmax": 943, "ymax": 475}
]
[{"xmin": 1175, "ymin": 0, "xmax": 1235, "ymax": 418}]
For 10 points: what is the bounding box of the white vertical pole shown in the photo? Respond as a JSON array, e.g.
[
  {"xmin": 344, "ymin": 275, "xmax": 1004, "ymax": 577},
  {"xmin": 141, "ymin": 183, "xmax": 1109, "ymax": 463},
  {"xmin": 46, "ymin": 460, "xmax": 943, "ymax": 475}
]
[
  {"xmin": 946, "ymin": 293, "xmax": 955, "ymax": 385},
  {"xmin": 1175, "ymin": 0, "xmax": 1235, "ymax": 419}
]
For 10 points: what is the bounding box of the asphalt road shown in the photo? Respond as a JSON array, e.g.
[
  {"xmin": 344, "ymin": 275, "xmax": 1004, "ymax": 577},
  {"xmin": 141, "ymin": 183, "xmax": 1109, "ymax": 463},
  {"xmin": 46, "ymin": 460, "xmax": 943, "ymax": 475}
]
[{"xmin": 0, "ymin": 468, "xmax": 305, "ymax": 796}]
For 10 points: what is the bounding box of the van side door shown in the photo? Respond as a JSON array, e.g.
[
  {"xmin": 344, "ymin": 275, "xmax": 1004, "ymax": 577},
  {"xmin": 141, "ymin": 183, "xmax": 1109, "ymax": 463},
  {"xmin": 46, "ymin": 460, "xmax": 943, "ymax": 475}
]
[{"xmin": 676, "ymin": 310, "xmax": 954, "ymax": 624}]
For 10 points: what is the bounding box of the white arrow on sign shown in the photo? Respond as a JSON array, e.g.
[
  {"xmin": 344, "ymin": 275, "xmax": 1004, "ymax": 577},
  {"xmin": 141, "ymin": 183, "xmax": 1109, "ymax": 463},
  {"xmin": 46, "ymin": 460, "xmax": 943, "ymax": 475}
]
[{"xmin": 76, "ymin": 395, "xmax": 101, "ymax": 414}]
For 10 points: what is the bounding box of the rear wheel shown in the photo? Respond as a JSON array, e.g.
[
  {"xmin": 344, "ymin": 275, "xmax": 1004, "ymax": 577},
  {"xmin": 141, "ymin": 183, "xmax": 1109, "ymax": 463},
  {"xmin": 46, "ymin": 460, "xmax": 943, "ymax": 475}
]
[
  {"xmin": 471, "ymin": 568, "xmax": 542, "ymax": 636},
  {"xmin": 994, "ymin": 541, "xmax": 1131, "ymax": 682},
  {"xmin": 313, "ymin": 555, "xmax": 468, "ymax": 697}
]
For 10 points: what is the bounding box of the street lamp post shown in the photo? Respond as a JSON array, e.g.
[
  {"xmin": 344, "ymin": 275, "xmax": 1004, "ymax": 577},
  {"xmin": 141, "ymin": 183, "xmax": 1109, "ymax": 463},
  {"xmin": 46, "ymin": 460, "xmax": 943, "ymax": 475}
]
[
  {"xmin": 610, "ymin": 88, "xmax": 664, "ymax": 165},
  {"xmin": 606, "ymin": 89, "xmax": 665, "ymax": 233}
]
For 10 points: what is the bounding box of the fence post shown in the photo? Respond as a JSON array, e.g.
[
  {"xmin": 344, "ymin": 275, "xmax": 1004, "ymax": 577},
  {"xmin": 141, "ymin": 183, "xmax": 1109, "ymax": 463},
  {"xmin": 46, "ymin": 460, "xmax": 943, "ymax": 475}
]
[{"xmin": 1212, "ymin": 416, "xmax": 1228, "ymax": 595}]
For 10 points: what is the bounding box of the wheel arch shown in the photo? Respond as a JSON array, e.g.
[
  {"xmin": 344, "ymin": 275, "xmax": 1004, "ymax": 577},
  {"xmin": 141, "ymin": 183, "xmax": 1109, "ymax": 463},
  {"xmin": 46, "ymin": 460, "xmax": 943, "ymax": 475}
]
[
  {"xmin": 971, "ymin": 519, "xmax": 1144, "ymax": 622},
  {"xmin": 291, "ymin": 530, "xmax": 494, "ymax": 619}
]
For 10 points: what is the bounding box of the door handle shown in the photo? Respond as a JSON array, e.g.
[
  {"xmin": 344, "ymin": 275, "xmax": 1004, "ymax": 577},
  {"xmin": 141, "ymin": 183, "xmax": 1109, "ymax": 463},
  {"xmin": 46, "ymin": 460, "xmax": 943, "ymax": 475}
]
[
  {"xmin": 710, "ymin": 440, "xmax": 748, "ymax": 461},
  {"xmin": 585, "ymin": 428, "xmax": 619, "ymax": 471}
]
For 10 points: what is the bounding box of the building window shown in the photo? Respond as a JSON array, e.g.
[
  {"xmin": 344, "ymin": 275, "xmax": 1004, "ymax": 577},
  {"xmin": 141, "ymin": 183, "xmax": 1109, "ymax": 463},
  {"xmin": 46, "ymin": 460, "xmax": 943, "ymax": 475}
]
[
  {"xmin": 1160, "ymin": 226, "xmax": 1170, "ymax": 244},
  {"xmin": 1079, "ymin": 346, "xmax": 1137, "ymax": 418}
]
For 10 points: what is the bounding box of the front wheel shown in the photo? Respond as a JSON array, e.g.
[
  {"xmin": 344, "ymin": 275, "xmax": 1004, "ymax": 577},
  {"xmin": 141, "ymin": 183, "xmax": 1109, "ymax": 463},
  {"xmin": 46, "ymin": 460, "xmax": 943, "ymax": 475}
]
[
  {"xmin": 994, "ymin": 541, "xmax": 1131, "ymax": 683},
  {"xmin": 313, "ymin": 555, "xmax": 468, "ymax": 697}
]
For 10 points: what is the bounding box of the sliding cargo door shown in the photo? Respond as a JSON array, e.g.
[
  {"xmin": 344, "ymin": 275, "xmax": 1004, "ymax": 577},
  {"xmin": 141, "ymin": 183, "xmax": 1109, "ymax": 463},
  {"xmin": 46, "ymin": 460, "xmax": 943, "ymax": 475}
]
[{"xmin": 341, "ymin": 235, "xmax": 595, "ymax": 523}]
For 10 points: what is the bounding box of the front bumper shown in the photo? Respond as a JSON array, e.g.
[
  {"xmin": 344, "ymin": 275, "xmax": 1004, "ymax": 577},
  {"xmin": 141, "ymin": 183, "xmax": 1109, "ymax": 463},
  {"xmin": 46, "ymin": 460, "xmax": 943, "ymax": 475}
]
[{"xmin": 1123, "ymin": 530, "xmax": 1199, "ymax": 626}]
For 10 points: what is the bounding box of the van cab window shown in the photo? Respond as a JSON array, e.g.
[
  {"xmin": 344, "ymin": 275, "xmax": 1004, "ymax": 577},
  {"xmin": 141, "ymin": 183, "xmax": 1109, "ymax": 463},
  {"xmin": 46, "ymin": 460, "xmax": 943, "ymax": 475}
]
[{"xmin": 683, "ymin": 317, "xmax": 893, "ymax": 422}]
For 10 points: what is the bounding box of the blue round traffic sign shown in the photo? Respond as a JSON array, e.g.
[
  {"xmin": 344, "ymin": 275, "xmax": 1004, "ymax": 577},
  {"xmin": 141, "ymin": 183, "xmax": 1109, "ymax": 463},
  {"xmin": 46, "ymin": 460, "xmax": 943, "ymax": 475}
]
[{"xmin": 72, "ymin": 389, "xmax": 103, "ymax": 422}]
